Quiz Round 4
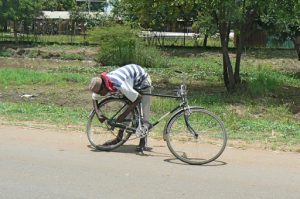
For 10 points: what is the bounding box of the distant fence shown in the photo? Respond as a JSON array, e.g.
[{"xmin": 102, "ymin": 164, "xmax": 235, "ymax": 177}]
[
  {"xmin": 0, "ymin": 31, "xmax": 295, "ymax": 49},
  {"xmin": 0, "ymin": 31, "xmax": 223, "ymax": 47},
  {"xmin": 0, "ymin": 32, "xmax": 89, "ymax": 45}
]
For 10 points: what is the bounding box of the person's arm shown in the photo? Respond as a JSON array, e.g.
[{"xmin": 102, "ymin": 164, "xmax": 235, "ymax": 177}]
[
  {"xmin": 114, "ymin": 80, "xmax": 141, "ymax": 122},
  {"xmin": 116, "ymin": 94, "xmax": 142, "ymax": 123}
]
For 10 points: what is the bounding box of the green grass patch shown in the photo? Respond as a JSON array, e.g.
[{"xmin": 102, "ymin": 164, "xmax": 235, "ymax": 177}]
[
  {"xmin": 168, "ymin": 57, "xmax": 223, "ymax": 82},
  {"xmin": 150, "ymin": 94, "xmax": 299, "ymax": 146},
  {"xmin": 0, "ymin": 68, "xmax": 89, "ymax": 88},
  {"xmin": 0, "ymin": 33, "xmax": 88, "ymax": 44},
  {"xmin": 0, "ymin": 48, "xmax": 15, "ymax": 57},
  {"xmin": 0, "ymin": 102, "xmax": 89, "ymax": 126},
  {"xmin": 28, "ymin": 49, "xmax": 40, "ymax": 58},
  {"xmin": 242, "ymin": 66, "xmax": 300, "ymax": 97},
  {"xmin": 49, "ymin": 65, "xmax": 100, "ymax": 75},
  {"xmin": 61, "ymin": 53, "xmax": 85, "ymax": 60}
]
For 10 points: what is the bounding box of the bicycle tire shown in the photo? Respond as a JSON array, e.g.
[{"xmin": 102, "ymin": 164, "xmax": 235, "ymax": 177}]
[
  {"xmin": 86, "ymin": 97, "xmax": 138, "ymax": 151},
  {"xmin": 165, "ymin": 107, "xmax": 227, "ymax": 165}
]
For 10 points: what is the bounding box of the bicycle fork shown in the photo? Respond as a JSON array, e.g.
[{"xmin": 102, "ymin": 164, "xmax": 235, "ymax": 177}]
[{"xmin": 183, "ymin": 107, "xmax": 199, "ymax": 139}]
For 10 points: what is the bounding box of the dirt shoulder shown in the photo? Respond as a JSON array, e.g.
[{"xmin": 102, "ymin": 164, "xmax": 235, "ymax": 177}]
[{"xmin": 1, "ymin": 117, "xmax": 299, "ymax": 154}]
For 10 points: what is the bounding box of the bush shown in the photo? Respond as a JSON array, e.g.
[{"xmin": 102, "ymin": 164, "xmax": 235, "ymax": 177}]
[
  {"xmin": 28, "ymin": 49, "xmax": 39, "ymax": 58},
  {"xmin": 247, "ymin": 69, "xmax": 281, "ymax": 97},
  {"xmin": 61, "ymin": 53, "xmax": 85, "ymax": 60},
  {"xmin": 0, "ymin": 48, "xmax": 15, "ymax": 57},
  {"xmin": 88, "ymin": 25, "xmax": 167, "ymax": 68}
]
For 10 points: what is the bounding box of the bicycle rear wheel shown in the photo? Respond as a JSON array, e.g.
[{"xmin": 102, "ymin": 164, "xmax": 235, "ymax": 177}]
[
  {"xmin": 86, "ymin": 97, "xmax": 137, "ymax": 151},
  {"xmin": 165, "ymin": 107, "xmax": 227, "ymax": 165}
]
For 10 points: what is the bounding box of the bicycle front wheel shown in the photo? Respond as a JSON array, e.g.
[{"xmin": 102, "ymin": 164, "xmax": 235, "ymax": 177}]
[
  {"xmin": 86, "ymin": 97, "xmax": 137, "ymax": 151},
  {"xmin": 165, "ymin": 107, "xmax": 227, "ymax": 165}
]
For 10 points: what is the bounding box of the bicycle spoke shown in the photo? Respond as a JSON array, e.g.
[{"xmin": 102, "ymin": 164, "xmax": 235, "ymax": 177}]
[
  {"xmin": 86, "ymin": 97, "xmax": 137, "ymax": 151},
  {"xmin": 166, "ymin": 107, "xmax": 227, "ymax": 165}
]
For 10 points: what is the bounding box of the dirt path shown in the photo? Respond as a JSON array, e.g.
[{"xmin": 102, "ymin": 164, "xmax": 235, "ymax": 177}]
[{"xmin": 0, "ymin": 124, "xmax": 300, "ymax": 199}]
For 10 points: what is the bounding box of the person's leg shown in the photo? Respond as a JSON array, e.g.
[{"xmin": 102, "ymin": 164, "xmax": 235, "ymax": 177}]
[
  {"xmin": 137, "ymin": 79, "xmax": 152, "ymax": 151},
  {"xmin": 137, "ymin": 92, "xmax": 150, "ymax": 149},
  {"xmin": 103, "ymin": 104, "xmax": 132, "ymax": 146}
]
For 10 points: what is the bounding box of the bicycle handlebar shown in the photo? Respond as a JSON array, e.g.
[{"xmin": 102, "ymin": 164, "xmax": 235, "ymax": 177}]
[{"xmin": 175, "ymin": 70, "xmax": 188, "ymax": 87}]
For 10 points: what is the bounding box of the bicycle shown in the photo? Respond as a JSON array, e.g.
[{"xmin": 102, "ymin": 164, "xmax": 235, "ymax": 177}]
[{"xmin": 86, "ymin": 71, "xmax": 227, "ymax": 165}]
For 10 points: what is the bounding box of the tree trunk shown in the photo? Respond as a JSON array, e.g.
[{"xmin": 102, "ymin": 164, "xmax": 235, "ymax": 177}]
[
  {"xmin": 3, "ymin": 21, "xmax": 8, "ymax": 32},
  {"xmin": 203, "ymin": 34, "xmax": 208, "ymax": 47},
  {"xmin": 220, "ymin": 22, "xmax": 235, "ymax": 91},
  {"xmin": 235, "ymin": 34, "xmax": 243, "ymax": 84},
  {"xmin": 13, "ymin": 20, "xmax": 18, "ymax": 41},
  {"xmin": 295, "ymin": 33, "xmax": 300, "ymax": 61},
  {"xmin": 3, "ymin": 0, "xmax": 8, "ymax": 31},
  {"xmin": 234, "ymin": 0, "xmax": 247, "ymax": 85},
  {"xmin": 222, "ymin": 45, "xmax": 235, "ymax": 91}
]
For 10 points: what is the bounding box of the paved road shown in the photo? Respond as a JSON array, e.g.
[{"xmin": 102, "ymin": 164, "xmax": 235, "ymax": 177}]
[{"xmin": 0, "ymin": 125, "xmax": 299, "ymax": 199}]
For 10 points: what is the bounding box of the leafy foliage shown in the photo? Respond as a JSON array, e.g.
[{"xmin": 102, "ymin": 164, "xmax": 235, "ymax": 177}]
[
  {"xmin": 0, "ymin": 0, "xmax": 42, "ymax": 31},
  {"xmin": 110, "ymin": 0, "xmax": 201, "ymax": 30},
  {"xmin": 41, "ymin": 0, "xmax": 76, "ymax": 11},
  {"xmin": 0, "ymin": 0, "xmax": 108, "ymax": 33},
  {"xmin": 260, "ymin": 0, "xmax": 300, "ymax": 42},
  {"xmin": 89, "ymin": 25, "xmax": 167, "ymax": 67}
]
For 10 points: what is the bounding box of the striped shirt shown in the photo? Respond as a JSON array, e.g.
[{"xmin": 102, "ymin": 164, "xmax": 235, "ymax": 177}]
[{"xmin": 107, "ymin": 64, "xmax": 150, "ymax": 102}]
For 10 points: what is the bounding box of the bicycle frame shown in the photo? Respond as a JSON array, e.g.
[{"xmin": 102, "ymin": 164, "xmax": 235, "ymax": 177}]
[
  {"xmin": 141, "ymin": 91, "xmax": 199, "ymax": 138},
  {"xmin": 104, "ymin": 92, "xmax": 183, "ymax": 132},
  {"xmin": 140, "ymin": 92, "xmax": 183, "ymax": 129}
]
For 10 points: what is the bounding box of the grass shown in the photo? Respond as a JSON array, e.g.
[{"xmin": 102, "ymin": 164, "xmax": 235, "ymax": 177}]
[
  {"xmin": 0, "ymin": 33, "xmax": 88, "ymax": 44},
  {"xmin": 0, "ymin": 102, "xmax": 89, "ymax": 127},
  {"xmin": 0, "ymin": 48, "xmax": 15, "ymax": 57},
  {"xmin": 0, "ymin": 68, "xmax": 89, "ymax": 88},
  {"xmin": 61, "ymin": 53, "xmax": 85, "ymax": 60},
  {"xmin": 0, "ymin": 45, "xmax": 299, "ymax": 152}
]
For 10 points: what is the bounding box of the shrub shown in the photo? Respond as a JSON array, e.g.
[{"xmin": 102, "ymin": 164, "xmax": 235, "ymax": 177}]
[
  {"xmin": 28, "ymin": 49, "xmax": 39, "ymax": 58},
  {"xmin": 61, "ymin": 53, "xmax": 84, "ymax": 60},
  {"xmin": 247, "ymin": 69, "xmax": 281, "ymax": 97},
  {"xmin": 88, "ymin": 25, "xmax": 167, "ymax": 68},
  {"xmin": 0, "ymin": 48, "xmax": 15, "ymax": 57},
  {"xmin": 135, "ymin": 43, "xmax": 167, "ymax": 68}
]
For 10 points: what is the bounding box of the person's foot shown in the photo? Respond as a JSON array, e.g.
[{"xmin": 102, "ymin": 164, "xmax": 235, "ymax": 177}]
[
  {"xmin": 136, "ymin": 137, "xmax": 151, "ymax": 152},
  {"xmin": 136, "ymin": 145, "xmax": 152, "ymax": 152}
]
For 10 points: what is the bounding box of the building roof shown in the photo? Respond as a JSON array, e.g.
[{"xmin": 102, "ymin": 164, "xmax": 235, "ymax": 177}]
[
  {"xmin": 38, "ymin": 11, "xmax": 106, "ymax": 20},
  {"xmin": 40, "ymin": 11, "xmax": 70, "ymax": 19}
]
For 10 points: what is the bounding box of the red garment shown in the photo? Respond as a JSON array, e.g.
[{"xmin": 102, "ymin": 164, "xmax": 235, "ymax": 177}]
[{"xmin": 100, "ymin": 72, "xmax": 117, "ymax": 92}]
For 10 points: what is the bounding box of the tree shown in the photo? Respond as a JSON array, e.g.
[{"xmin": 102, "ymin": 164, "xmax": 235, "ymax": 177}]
[
  {"xmin": 110, "ymin": 0, "xmax": 200, "ymax": 31},
  {"xmin": 184, "ymin": 0, "xmax": 267, "ymax": 91},
  {"xmin": 195, "ymin": 0, "xmax": 299, "ymax": 90},
  {"xmin": 261, "ymin": 0, "xmax": 300, "ymax": 60},
  {"xmin": 0, "ymin": 0, "xmax": 42, "ymax": 38},
  {"xmin": 0, "ymin": 0, "xmax": 8, "ymax": 31},
  {"xmin": 41, "ymin": 0, "xmax": 76, "ymax": 11}
]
